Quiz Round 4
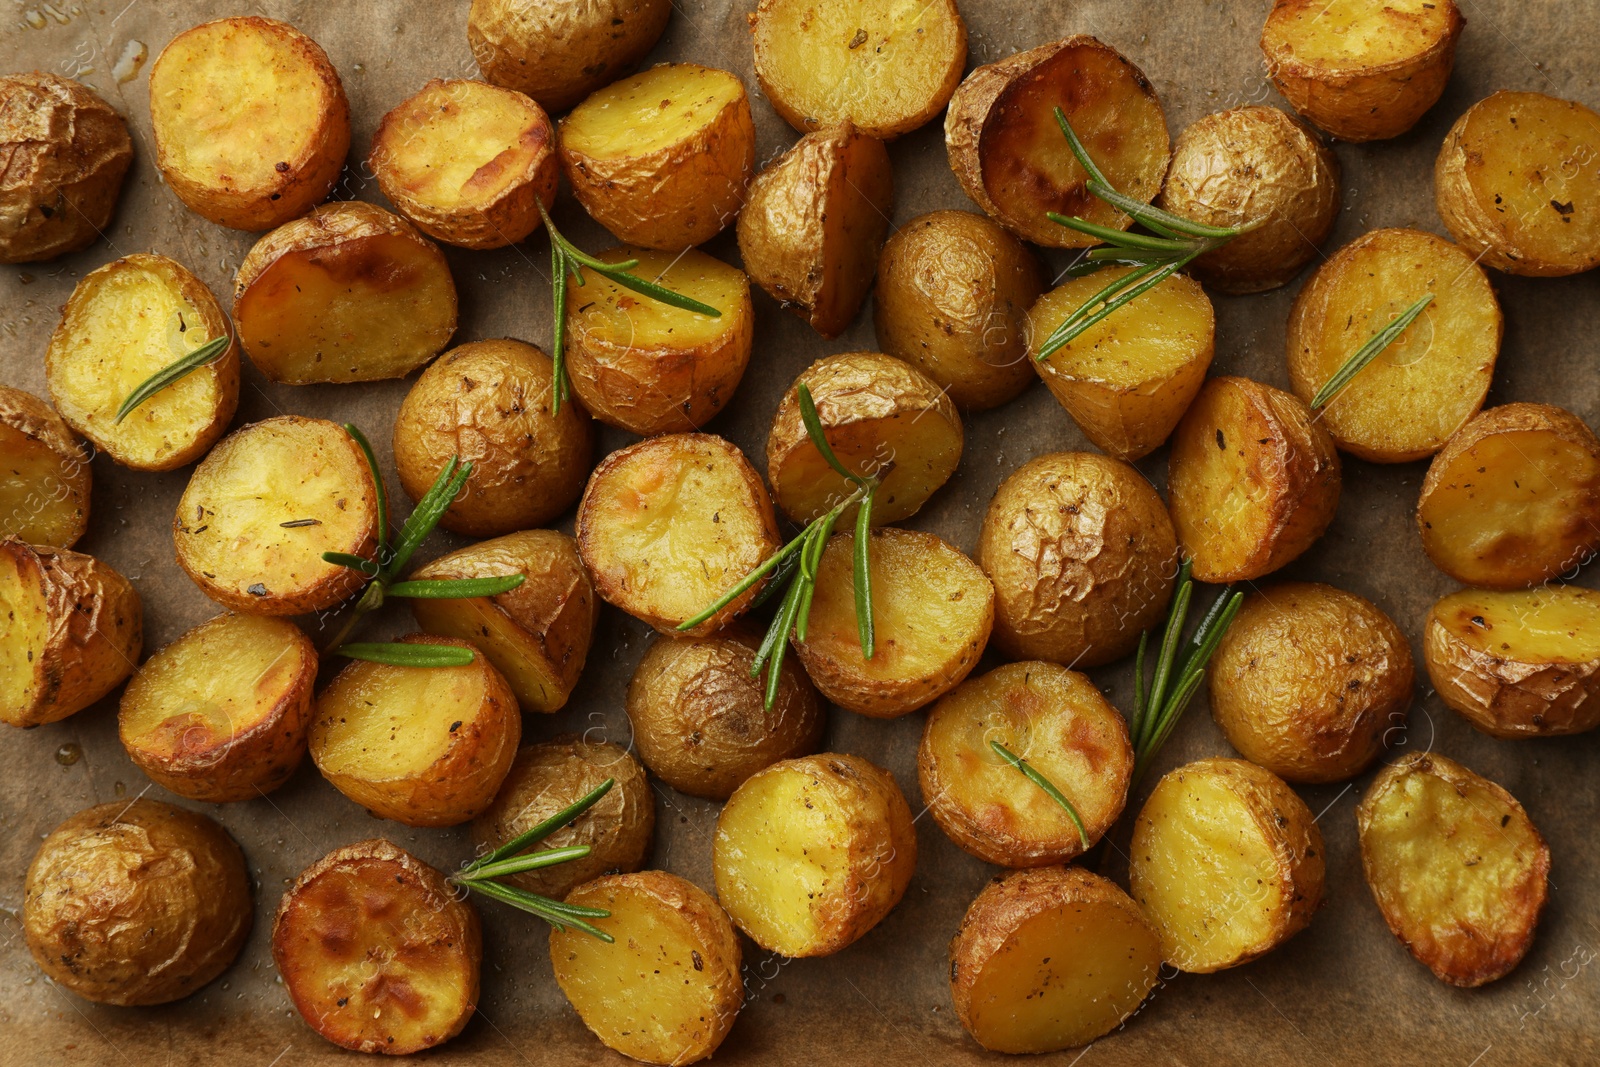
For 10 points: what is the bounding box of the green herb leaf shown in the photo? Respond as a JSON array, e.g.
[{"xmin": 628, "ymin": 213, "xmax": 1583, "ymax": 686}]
[
  {"xmin": 469, "ymin": 777, "xmax": 615, "ymax": 872},
  {"xmin": 1310, "ymin": 294, "xmax": 1436, "ymax": 410},
  {"xmin": 676, "ymin": 531, "xmax": 809, "ymax": 631},
  {"xmin": 460, "ymin": 879, "xmax": 614, "ymax": 942},
  {"xmin": 341, "ymin": 424, "xmax": 390, "ymax": 559},
  {"xmin": 853, "ymin": 490, "xmax": 875, "ymax": 659},
  {"xmin": 990, "ymin": 740, "xmax": 1091, "ymax": 849},
  {"xmin": 385, "ymin": 574, "xmax": 526, "ymax": 599},
  {"xmin": 1046, "ymin": 213, "xmax": 1190, "ymax": 252},
  {"xmin": 334, "ymin": 642, "xmax": 474, "ymax": 668},
  {"xmin": 322, "ymin": 551, "xmax": 381, "ymax": 576},
  {"xmin": 387, "ymin": 457, "xmax": 469, "ymax": 582},
  {"xmin": 793, "ymin": 502, "xmax": 842, "ymax": 643},
  {"xmin": 797, "ymin": 382, "xmax": 863, "ymax": 486},
  {"xmin": 549, "ymin": 226, "xmax": 571, "ymax": 413},
  {"xmin": 114, "ymin": 335, "xmax": 230, "ymax": 424},
  {"xmin": 454, "ymin": 844, "xmax": 592, "ymax": 882}
]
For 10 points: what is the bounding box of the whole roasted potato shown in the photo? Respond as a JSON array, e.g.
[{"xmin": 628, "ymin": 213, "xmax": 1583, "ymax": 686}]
[
  {"xmin": 0, "ymin": 385, "xmax": 91, "ymax": 548},
  {"xmin": 24, "ymin": 799, "xmax": 250, "ymax": 1006},
  {"xmin": 0, "ymin": 72, "xmax": 132, "ymax": 263},
  {"xmin": 468, "ymin": 0, "xmax": 672, "ymax": 113}
]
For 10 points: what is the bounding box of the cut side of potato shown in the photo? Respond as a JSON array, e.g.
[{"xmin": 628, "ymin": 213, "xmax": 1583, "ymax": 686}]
[
  {"xmin": 1358, "ymin": 753, "xmax": 1549, "ymax": 987},
  {"xmin": 1029, "ymin": 266, "xmax": 1214, "ymax": 461},
  {"xmin": 468, "ymin": 0, "xmax": 673, "ymax": 113},
  {"xmin": 0, "ymin": 385, "xmax": 91, "ymax": 548}
]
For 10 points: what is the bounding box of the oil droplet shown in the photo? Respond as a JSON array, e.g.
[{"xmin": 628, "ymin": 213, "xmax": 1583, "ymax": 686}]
[
  {"xmin": 55, "ymin": 743, "xmax": 82, "ymax": 766},
  {"xmin": 24, "ymin": 10, "xmax": 47, "ymax": 29},
  {"xmin": 42, "ymin": 2, "xmax": 69, "ymax": 23},
  {"xmin": 113, "ymin": 780, "xmax": 126, "ymax": 796},
  {"xmin": 113, "ymin": 40, "xmax": 147, "ymax": 84}
]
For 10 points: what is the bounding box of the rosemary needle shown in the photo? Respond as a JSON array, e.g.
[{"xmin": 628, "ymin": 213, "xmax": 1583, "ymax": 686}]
[
  {"xmin": 114, "ymin": 334, "xmax": 230, "ymax": 423},
  {"xmin": 1310, "ymin": 294, "xmax": 1436, "ymax": 410},
  {"xmin": 990, "ymin": 740, "xmax": 1091, "ymax": 850}
]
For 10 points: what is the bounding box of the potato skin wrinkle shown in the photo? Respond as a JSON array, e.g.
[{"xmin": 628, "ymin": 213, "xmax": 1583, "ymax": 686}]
[
  {"xmin": 0, "ymin": 385, "xmax": 92, "ymax": 548},
  {"xmin": 469, "ymin": 0, "xmax": 672, "ymax": 113}
]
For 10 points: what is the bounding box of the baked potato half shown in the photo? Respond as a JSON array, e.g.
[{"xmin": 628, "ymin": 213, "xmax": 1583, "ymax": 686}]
[
  {"xmin": 1358, "ymin": 753, "xmax": 1549, "ymax": 987},
  {"xmin": 24, "ymin": 799, "xmax": 250, "ymax": 1006},
  {"xmin": 0, "ymin": 385, "xmax": 91, "ymax": 548},
  {"xmin": 468, "ymin": 0, "xmax": 671, "ymax": 112},
  {"xmin": 1130, "ymin": 757, "xmax": 1325, "ymax": 973}
]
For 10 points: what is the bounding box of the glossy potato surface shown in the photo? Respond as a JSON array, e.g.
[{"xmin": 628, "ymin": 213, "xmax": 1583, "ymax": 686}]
[{"xmin": 0, "ymin": 385, "xmax": 91, "ymax": 548}]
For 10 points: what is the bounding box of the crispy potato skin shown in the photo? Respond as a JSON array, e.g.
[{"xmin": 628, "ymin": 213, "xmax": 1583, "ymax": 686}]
[
  {"xmin": 628, "ymin": 628, "xmax": 823, "ymax": 800},
  {"xmin": 1357, "ymin": 753, "xmax": 1549, "ymax": 987},
  {"xmin": 1158, "ymin": 106, "xmax": 1340, "ymax": 293},
  {"xmin": 24, "ymin": 799, "xmax": 250, "ymax": 1006},
  {"xmin": 0, "ymin": 385, "xmax": 91, "ymax": 548},
  {"xmin": 0, "ymin": 73, "xmax": 132, "ymax": 263},
  {"xmin": 472, "ymin": 738, "xmax": 655, "ymax": 899},
  {"xmin": 978, "ymin": 451, "xmax": 1176, "ymax": 668},
  {"xmin": 469, "ymin": 0, "xmax": 672, "ymax": 113},
  {"xmin": 949, "ymin": 868, "xmax": 1160, "ymax": 1054},
  {"xmin": 394, "ymin": 339, "xmax": 593, "ymax": 537},
  {"xmin": 273, "ymin": 839, "xmax": 481, "ymax": 1054},
  {"xmin": 0, "ymin": 540, "xmax": 141, "ymax": 728},
  {"xmin": 149, "ymin": 17, "xmax": 350, "ymax": 230},
  {"xmin": 552, "ymin": 872, "xmax": 743, "ymax": 1067},
  {"xmin": 1417, "ymin": 403, "xmax": 1600, "ymax": 588},
  {"xmin": 1210, "ymin": 583, "xmax": 1413, "ymax": 783},
  {"xmin": 1261, "ymin": 0, "xmax": 1463, "ymax": 142}
]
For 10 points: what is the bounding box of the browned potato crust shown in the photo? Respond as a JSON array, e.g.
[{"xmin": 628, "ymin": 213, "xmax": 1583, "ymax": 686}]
[
  {"xmin": 1358, "ymin": 753, "xmax": 1549, "ymax": 987},
  {"xmin": 393, "ymin": 339, "xmax": 593, "ymax": 537},
  {"xmin": 0, "ymin": 385, "xmax": 91, "ymax": 548},
  {"xmin": 25, "ymin": 799, "xmax": 250, "ymax": 1006},
  {"xmin": 978, "ymin": 451, "xmax": 1176, "ymax": 668},
  {"xmin": 469, "ymin": 0, "xmax": 673, "ymax": 113},
  {"xmin": 0, "ymin": 72, "xmax": 132, "ymax": 263}
]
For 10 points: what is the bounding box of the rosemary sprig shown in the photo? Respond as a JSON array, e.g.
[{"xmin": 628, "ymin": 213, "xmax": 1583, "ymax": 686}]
[
  {"xmin": 990, "ymin": 740, "xmax": 1090, "ymax": 850},
  {"xmin": 1310, "ymin": 294, "xmax": 1436, "ymax": 409},
  {"xmin": 335, "ymin": 642, "xmax": 475, "ymax": 668},
  {"xmin": 114, "ymin": 334, "xmax": 230, "ymax": 423},
  {"xmin": 538, "ymin": 201, "xmax": 721, "ymax": 414}
]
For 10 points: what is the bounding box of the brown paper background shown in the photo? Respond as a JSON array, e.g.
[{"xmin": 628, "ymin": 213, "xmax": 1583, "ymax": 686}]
[{"xmin": 3, "ymin": 1, "xmax": 1598, "ymax": 1063}]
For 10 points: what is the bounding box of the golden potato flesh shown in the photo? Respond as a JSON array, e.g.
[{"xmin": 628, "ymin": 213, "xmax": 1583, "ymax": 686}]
[
  {"xmin": 1157, "ymin": 106, "xmax": 1340, "ymax": 294},
  {"xmin": 1417, "ymin": 403, "xmax": 1600, "ymax": 589},
  {"xmin": 46, "ymin": 253, "xmax": 239, "ymax": 471},
  {"xmin": 468, "ymin": 0, "xmax": 672, "ymax": 113},
  {"xmin": 566, "ymin": 247, "xmax": 753, "ymax": 435},
  {"xmin": 1358, "ymin": 753, "xmax": 1549, "ymax": 987},
  {"xmin": 370, "ymin": 78, "xmax": 558, "ymax": 249},
  {"xmin": 1425, "ymin": 585, "xmax": 1600, "ymax": 738},
  {"xmin": 1028, "ymin": 267, "xmax": 1214, "ymax": 461},
  {"xmin": 559, "ymin": 63, "xmax": 755, "ymax": 251},
  {"xmin": 149, "ymin": 16, "xmax": 350, "ymax": 230},
  {"xmin": 628, "ymin": 628, "xmax": 823, "ymax": 800},
  {"xmin": 576, "ymin": 434, "xmax": 780, "ymax": 636},
  {"xmin": 1168, "ymin": 376, "xmax": 1341, "ymax": 583},
  {"xmin": 25, "ymin": 799, "xmax": 250, "ymax": 1006},
  {"xmin": 0, "ymin": 385, "xmax": 91, "ymax": 548},
  {"xmin": 1261, "ymin": 0, "xmax": 1462, "ymax": 142},
  {"xmin": 393, "ymin": 339, "xmax": 593, "ymax": 537},
  {"xmin": 552, "ymin": 872, "xmax": 743, "ymax": 1067},
  {"xmin": 919, "ymin": 662, "xmax": 1133, "ymax": 867},
  {"xmin": 949, "ymin": 867, "xmax": 1161, "ymax": 1054},
  {"xmin": 767, "ymin": 352, "xmax": 962, "ymax": 526},
  {"xmin": 408, "ymin": 530, "xmax": 597, "ymax": 713},
  {"xmin": 713, "ymin": 753, "xmax": 916, "ymax": 958},
  {"xmin": 233, "ymin": 201, "xmax": 458, "ymax": 384},
  {"xmin": 1210, "ymin": 582, "xmax": 1413, "ymax": 784},
  {"xmin": 1436, "ymin": 90, "xmax": 1600, "ymax": 276},
  {"xmin": 1130, "ymin": 758, "xmax": 1325, "ymax": 973},
  {"xmin": 273, "ymin": 839, "xmax": 481, "ymax": 1054},
  {"xmin": 793, "ymin": 529, "xmax": 992, "ymax": 718},
  {"xmin": 1286, "ymin": 228, "xmax": 1502, "ymax": 463},
  {"xmin": 945, "ymin": 36, "xmax": 1170, "ymax": 248},
  {"xmin": 751, "ymin": 0, "xmax": 966, "ymax": 140},
  {"xmin": 0, "ymin": 73, "xmax": 132, "ymax": 263},
  {"xmin": 978, "ymin": 451, "xmax": 1176, "ymax": 668},
  {"xmin": 472, "ymin": 738, "xmax": 655, "ymax": 899},
  {"xmin": 174, "ymin": 416, "xmax": 379, "ymax": 615}
]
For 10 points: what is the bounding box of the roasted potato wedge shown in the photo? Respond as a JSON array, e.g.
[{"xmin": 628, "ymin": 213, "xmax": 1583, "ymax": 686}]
[
  {"xmin": 919, "ymin": 662, "xmax": 1134, "ymax": 867},
  {"xmin": 393, "ymin": 339, "xmax": 593, "ymax": 537},
  {"xmin": 46, "ymin": 253, "xmax": 239, "ymax": 471},
  {"xmin": 559, "ymin": 63, "xmax": 755, "ymax": 251},
  {"xmin": 1210, "ymin": 582, "xmax": 1413, "ymax": 783},
  {"xmin": 552, "ymin": 872, "xmax": 743, "ymax": 1067},
  {"xmin": 1, "ymin": 540, "xmax": 141, "ymax": 728},
  {"xmin": 949, "ymin": 867, "xmax": 1161, "ymax": 1053},
  {"xmin": 1286, "ymin": 228, "xmax": 1502, "ymax": 463},
  {"xmin": 1261, "ymin": 0, "xmax": 1462, "ymax": 142},
  {"xmin": 120, "ymin": 613, "xmax": 316, "ymax": 802},
  {"xmin": 0, "ymin": 72, "xmax": 132, "ymax": 263},
  {"xmin": 751, "ymin": 0, "xmax": 966, "ymax": 140},
  {"xmin": 369, "ymin": 78, "xmax": 558, "ymax": 249},
  {"xmin": 0, "ymin": 385, "xmax": 91, "ymax": 548},
  {"xmin": 737, "ymin": 123, "xmax": 894, "ymax": 339},
  {"xmin": 767, "ymin": 352, "xmax": 962, "ymax": 526},
  {"xmin": 174, "ymin": 415, "xmax": 379, "ymax": 615},
  {"xmin": 1028, "ymin": 266, "xmax": 1214, "ymax": 461},
  {"xmin": 273, "ymin": 839, "xmax": 481, "ymax": 1054},
  {"xmin": 565, "ymin": 246, "xmax": 753, "ymax": 435},
  {"xmin": 1417, "ymin": 403, "xmax": 1600, "ymax": 588},
  {"xmin": 946, "ymin": 35, "xmax": 1169, "ymax": 248},
  {"xmin": 1358, "ymin": 753, "xmax": 1549, "ymax": 987},
  {"xmin": 1168, "ymin": 376, "xmax": 1341, "ymax": 583},
  {"xmin": 24, "ymin": 799, "xmax": 250, "ymax": 1006},
  {"xmin": 468, "ymin": 0, "xmax": 671, "ymax": 112},
  {"xmin": 714, "ymin": 753, "xmax": 916, "ymax": 958},
  {"xmin": 628, "ymin": 628, "xmax": 823, "ymax": 800},
  {"xmin": 149, "ymin": 16, "xmax": 350, "ymax": 230},
  {"xmin": 978, "ymin": 451, "xmax": 1176, "ymax": 667},
  {"xmin": 233, "ymin": 201, "xmax": 458, "ymax": 384},
  {"xmin": 576, "ymin": 433, "xmax": 780, "ymax": 636},
  {"xmin": 1130, "ymin": 757, "xmax": 1325, "ymax": 973}
]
